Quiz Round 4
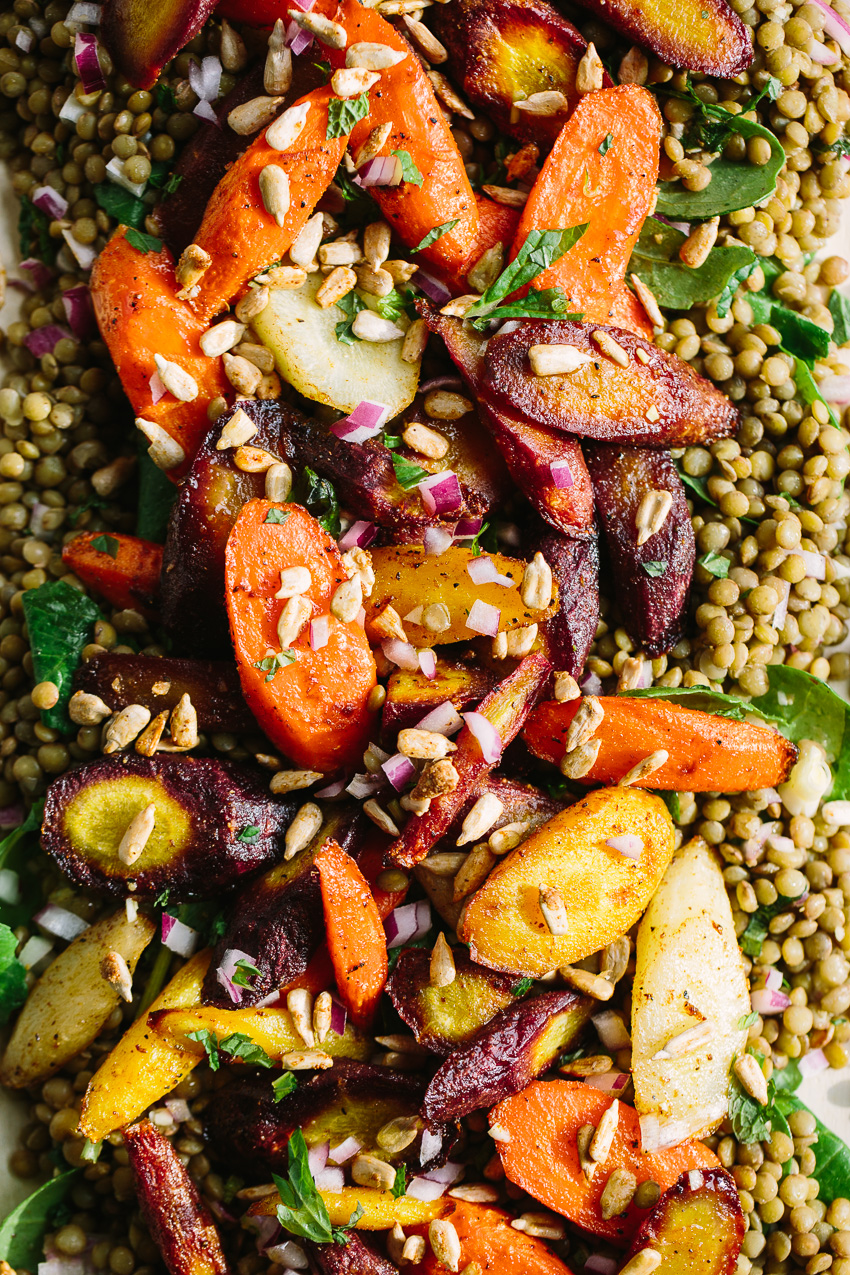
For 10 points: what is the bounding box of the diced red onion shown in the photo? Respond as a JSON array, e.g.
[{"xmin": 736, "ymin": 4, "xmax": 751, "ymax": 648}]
[
  {"xmin": 329, "ymin": 993, "xmax": 347, "ymax": 1036},
  {"xmin": 164, "ymin": 1097, "xmax": 191, "ymax": 1123},
  {"xmin": 811, "ymin": 0, "xmax": 850, "ymax": 52},
  {"xmin": 20, "ymin": 257, "xmax": 53, "ymax": 289},
  {"xmin": 418, "ymin": 649, "xmax": 437, "ymax": 679},
  {"xmin": 9, "ymin": 278, "xmax": 33, "ymax": 295},
  {"xmin": 581, "ymin": 670, "xmax": 603, "ymax": 696},
  {"xmin": 62, "ymin": 227, "xmax": 97, "ymax": 269},
  {"xmin": 465, "ymin": 599, "xmax": 501, "ymax": 638},
  {"xmin": 762, "ymin": 967, "xmax": 783, "ymax": 991},
  {"xmin": 62, "ymin": 285, "xmax": 94, "ymax": 338},
  {"xmin": 59, "ymin": 92, "xmax": 86, "ymax": 124},
  {"xmin": 0, "ymin": 804, "xmax": 24, "ymax": 828},
  {"xmin": 346, "ymin": 772, "xmax": 385, "ymax": 799},
  {"xmin": 67, "ymin": 0, "xmax": 102, "ymax": 22},
  {"xmin": 188, "ymin": 54, "xmax": 221, "ymax": 102},
  {"xmin": 495, "ymin": 320, "xmax": 523, "ymax": 336},
  {"xmin": 605, "ymin": 834, "xmax": 644, "ymax": 860},
  {"xmin": 382, "ymin": 638, "xmax": 421, "ymax": 671},
  {"xmin": 751, "ymin": 987, "xmax": 791, "ymax": 1015},
  {"xmin": 19, "ymin": 935, "xmax": 53, "ymax": 968},
  {"xmin": 421, "ymin": 1160, "xmax": 463, "ymax": 1184},
  {"xmin": 405, "ymin": 1177, "xmax": 447, "ymax": 1201},
  {"xmin": 0, "ymin": 869, "xmax": 21, "ymax": 905},
  {"xmin": 290, "ymin": 0, "xmax": 316, "ymax": 11},
  {"xmin": 149, "ymin": 371, "xmax": 166, "ymax": 404},
  {"xmin": 462, "ymin": 710, "xmax": 502, "ymax": 763},
  {"xmin": 194, "ymin": 99, "xmax": 220, "ymax": 126},
  {"xmin": 415, "ymin": 269, "xmax": 451, "ymax": 306},
  {"xmin": 382, "ymin": 752, "xmax": 416, "ymax": 791},
  {"xmin": 466, "ymin": 556, "xmax": 514, "ymax": 587},
  {"xmin": 328, "ymin": 1136, "xmax": 362, "ymax": 1164},
  {"xmin": 550, "ymin": 458, "xmax": 575, "ymax": 489},
  {"xmin": 817, "ymin": 374, "xmax": 850, "ymax": 403},
  {"xmin": 74, "ymin": 31, "xmax": 106, "ymax": 92},
  {"xmin": 356, "ymin": 605, "xmax": 366, "ymax": 628},
  {"xmin": 419, "ymin": 1127, "xmax": 442, "ymax": 1164},
  {"xmin": 585, "ymin": 1258, "xmax": 618, "ymax": 1275},
  {"xmin": 798, "ymin": 549, "xmax": 826, "ymax": 579},
  {"xmin": 216, "ymin": 947, "xmax": 256, "ymax": 1005},
  {"xmin": 314, "ymin": 776, "xmax": 346, "ymax": 798},
  {"xmin": 454, "ymin": 516, "xmax": 483, "ymax": 539},
  {"xmin": 32, "ymin": 185, "xmax": 69, "ymax": 220},
  {"xmin": 651, "ymin": 213, "xmax": 691, "ymax": 234},
  {"xmin": 310, "ymin": 616, "xmax": 329, "ymax": 651},
  {"xmin": 771, "ymin": 581, "xmax": 790, "ymax": 631},
  {"xmin": 356, "ymin": 156, "xmax": 402, "ymax": 188},
  {"xmin": 423, "ymin": 526, "xmax": 453, "ymax": 556},
  {"xmin": 420, "ymin": 375, "xmax": 463, "ymax": 393},
  {"xmin": 416, "ymin": 702, "xmax": 464, "ymax": 736},
  {"xmin": 419, "ymin": 470, "xmax": 462, "ymax": 516},
  {"xmin": 799, "ymin": 1048, "xmax": 830, "ymax": 1077},
  {"xmin": 208, "ymin": 1200, "xmax": 237, "ymax": 1225},
  {"xmin": 161, "ymin": 913, "xmax": 199, "ymax": 957},
  {"xmin": 592, "ymin": 1010, "xmax": 631, "ymax": 1052},
  {"xmin": 15, "ymin": 27, "xmax": 34, "ymax": 50},
  {"xmin": 34, "ymin": 904, "xmax": 89, "ymax": 941},
  {"xmin": 313, "ymin": 1167, "xmax": 345, "ymax": 1192},
  {"xmin": 24, "ymin": 325, "xmax": 71, "ymax": 357},
  {"xmin": 767, "ymin": 833, "xmax": 796, "ymax": 857},
  {"xmin": 331, "ymin": 400, "xmax": 389, "ymax": 444},
  {"xmin": 248, "ymin": 1214, "xmax": 282, "ymax": 1251},
  {"xmin": 583, "ymin": 1070, "xmax": 630, "ymax": 1092},
  {"xmin": 307, "ymin": 1141, "xmax": 329, "ymax": 1176},
  {"xmin": 286, "ymin": 21, "xmax": 313, "ymax": 53},
  {"xmin": 338, "ymin": 520, "xmax": 377, "ymax": 551},
  {"xmin": 811, "ymin": 36, "xmax": 838, "ymax": 60},
  {"xmin": 29, "ymin": 502, "xmax": 50, "ymax": 539},
  {"xmin": 385, "ymin": 898, "xmax": 431, "ymax": 948}
]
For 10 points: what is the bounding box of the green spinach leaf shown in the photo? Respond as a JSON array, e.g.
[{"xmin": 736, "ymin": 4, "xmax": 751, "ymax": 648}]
[
  {"xmin": 829, "ymin": 289, "xmax": 850, "ymax": 347},
  {"xmin": 124, "ymin": 228, "xmax": 163, "ymax": 254},
  {"xmin": 94, "ymin": 182, "xmax": 147, "ymax": 229},
  {"xmin": 630, "ymin": 218, "xmax": 756, "ymax": 310},
  {"xmin": 18, "ymin": 197, "xmax": 56, "ymax": 265},
  {"xmin": 21, "ymin": 582, "xmax": 101, "ymax": 733},
  {"xmin": 773, "ymin": 1093, "xmax": 850, "ymax": 1201},
  {"xmin": 136, "ymin": 444, "xmax": 178, "ymax": 542},
  {"xmin": 466, "ymin": 226, "xmax": 588, "ymax": 324},
  {"xmin": 655, "ymin": 115, "xmax": 784, "ymax": 220},
  {"xmin": 0, "ymin": 1171, "xmax": 80, "ymax": 1268},
  {"xmin": 0, "ymin": 921, "xmax": 27, "ymax": 1024}
]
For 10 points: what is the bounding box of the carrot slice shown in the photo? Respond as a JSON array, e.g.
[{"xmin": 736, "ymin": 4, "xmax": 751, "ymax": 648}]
[
  {"xmin": 316, "ymin": 838, "xmax": 388, "ymax": 1029},
  {"xmin": 513, "ymin": 85, "xmax": 661, "ymax": 324},
  {"xmin": 189, "ymin": 85, "xmax": 348, "ymax": 322},
  {"xmin": 90, "ymin": 229, "xmax": 230, "ymax": 477},
  {"xmin": 224, "ymin": 499, "xmax": 377, "ymax": 772},
  {"xmin": 410, "ymin": 1199, "xmax": 576, "ymax": 1273},
  {"xmin": 608, "ymin": 282, "xmax": 655, "ymax": 340},
  {"xmin": 445, "ymin": 193, "xmax": 521, "ymax": 292},
  {"xmin": 491, "ymin": 1082, "xmax": 720, "ymax": 1246},
  {"xmin": 522, "ymin": 695, "xmax": 797, "ymax": 791},
  {"xmin": 62, "ymin": 531, "xmax": 163, "ymax": 617}
]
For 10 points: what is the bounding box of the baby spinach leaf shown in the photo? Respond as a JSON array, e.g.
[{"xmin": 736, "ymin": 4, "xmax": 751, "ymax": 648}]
[
  {"xmin": 0, "ymin": 1171, "xmax": 80, "ymax": 1268},
  {"xmin": 411, "ymin": 219, "xmax": 460, "ymax": 254},
  {"xmin": 676, "ymin": 465, "xmax": 717, "ymax": 507},
  {"xmin": 298, "ymin": 466, "xmax": 341, "ymax": 536},
  {"xmin": 698, "ymin": 550, "xmax": 730, "ymax": 578},
  {"xmin": 468, "ymin": 288, "xmax": 581, "ymax": 331},
  {"xmin": 829, "ymin": 289, "xmax": 850, "ymax": 347},
  {"xmin": 94, "ymin": 182, "xmax": 147, "ymax": 229},
  {"xmin": 791, "ymin": 357, "xmax": 840, "ymax": 427},
  {"xmin": 715, "ymin": 257, "xmax": 762, "ymax": 317},
  {"xmin": 629, "ymin": 218, "xmax": 756, "ymax": 310},
  {"xmin": 728, "ymin": 1066, "xmax": 774, "ymax": 1143},
  {"xmin": 393, "ymin": 149, "xmax": 424, "ymax": 186},
  {"xmin": 274, "ymin": 1129, "xmax": 336, "ymax": 1242},
  {"xmin": 21, "ymin": 581, "xmax": 101, "ymax": 733},
  {"xmin": 466, "ymin": 225, "xmax": 589, "ymax": 321},
  {"xmin": 136, "ymin": 444, "xmax": 178, "ymax": 543},
  {"xmin": 767, "ymin": 305, "xmax": 830, "ymax": 362},
  {"xmin": 18, "ymin": 197, "xmax": 56, "ymax": 265},
  {"xmin": 326, "ymin": 92, "xmax": 370, "ymax": 139},
  {"xmin": 0, "ymin": 921, "xmax": 27, "ymax": 1024},
  {"xmin": 124, "ymin": 228, "xmax": 163, "ymax": 254},
  {"xmin": 655, "ymin": 116, "xmax": 784, "ymax": 220},
  {"xmin": 774, "ymin": 1093, "xmax": 850, "ymax": 1201}
]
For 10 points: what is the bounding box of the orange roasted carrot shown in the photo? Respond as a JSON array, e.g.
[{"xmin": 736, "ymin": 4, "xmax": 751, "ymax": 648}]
[
  {"xmin": 444, "ymin": 194, "xmax": 521, "ymax": 293},
  {"xmin": 522, "ymin": 695, "xmax": 797, "ymax": 791},
  {"xmin": 225, "ymin": 500, "xmax": 376, "ymax": 772},
  {"xmin": 189, "ymin": 85, "xmax": 349, "ymax": 321},
  {"xmin": 315, "ymin": 838, "xmax": 388, "ymax": 1029},
  {"xmin": 318, "ymin": 0, "xmax": 479, "ymax": 279},
  {"xmin": 512, "ymin": 85, "xmax": 661, "ymax": 325},
  {"xmin": 62, "ymin": 531, "xmax": 163, "ymax": 617},
  {"xmin": 90, "ymin": 229, "xmax": 230, "ymax": 478},
  {"xmin": 608, "ymin": 282, "xmax": 655, "ymax": 340},
  {"xmin": 491, "ymin": 1082, "xmax": 720, "ymax": 1246},
  {"xmin": 409, "ymin": 1200, "xmax": 575, "ymax": 1274},
  {"xmin": 357, "ymin": 837, "xmax": 409, "ymax": 919}
]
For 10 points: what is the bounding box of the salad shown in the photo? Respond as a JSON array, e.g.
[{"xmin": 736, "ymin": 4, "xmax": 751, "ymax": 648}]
[{"xmin": 0, "ymin": 0, "xmax": 849, "ymax": 1270}]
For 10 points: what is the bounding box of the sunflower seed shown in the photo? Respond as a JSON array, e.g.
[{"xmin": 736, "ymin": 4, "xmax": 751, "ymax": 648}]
[
  {"xmin": 154, "ymin": 354, "xmax": 198, "ymax": 402},
  {"xmin": 117, "ymin": 802, "xmax": 156, "ymax": 866},
  {"xmin": 284, "ymin": 802, "xmax": 323, "ymax": 860}
]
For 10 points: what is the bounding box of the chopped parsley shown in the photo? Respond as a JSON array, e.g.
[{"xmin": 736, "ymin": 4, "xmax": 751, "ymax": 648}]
[
  {"xmin": 252, "ymin": 650, "xmax": 297, "ymax": 682},
  {"xmin": 393, "ymin": 149, "xmax": 424, "ymax": 186}
]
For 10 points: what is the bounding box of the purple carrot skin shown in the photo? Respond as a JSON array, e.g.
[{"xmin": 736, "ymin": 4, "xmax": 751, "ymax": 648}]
[
  {"xmin": 536, "ymin": 526, "xmax": 600, "ymax": 681},
  {"xmin": 305, "ymin": 1236, "xmax": 401, "ymax": 1275},
  {"xmin": 421, "ymin": 989, "xmax": 594, "ymax": 1121},
  {"xmin": 124, "ymin": 1120, "xmax": 232, "ymax": 1275},
  {"xmin": 624, "ymin": 1167, "xmax": 745, "ymax": 1272},
  {"xmin": 386, "ymin": 654, "xmax": 552, "ymax": 869},
  {"xmin": 73, "ymin": 652, "xmax": 254, "ymax": 734},
  {"xmin": 481, "ymin": 319, "xmax": 739, "ymax": 448},
  {"xmin": 569, "ymin": 0, "xmax": 752, "ymax": 76},
  {"xmin": 584, "ymin": 443, "xmax": 695, "ymax": 657}
]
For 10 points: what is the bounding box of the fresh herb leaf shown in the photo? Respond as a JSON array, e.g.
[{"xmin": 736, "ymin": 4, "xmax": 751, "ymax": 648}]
[
  {"xmin": 188, "ymin": 1027, "xmax": 275, "ymax": 1069},
  {"xmin": 466, "ymin": 226, "xmax": 589, "ymax": 322},
  {"xmin": 265, "ymin": 508, "xmax": 290, "ymax": 524},
  {"xmin": 124, "ymin": 228, "xmax": 163, "ymax": 254},
  {"xmin": 391, "ymin": 1165, "xmax": 407, "ymax": 1199},
  {"xmin": 0, "ymin": 1171, "xmax": 80, "ymax": 1268},
  {"xmin": 676, "ymin": 466, "xmax": 715, "ymax": 507},
  {"xmin": 411, "ymin": 219, "xmax": 460, "ymax": 254},
  {"xmin": 232, "ymin": 958, "xmax": 261, "ymax": 988},
  {"xmin": 598, "ymin": 132, "xmax": 613, "ymax": 155},
  {"xmin": 18, "ymin": 197, "xmax": 56, "ymax": 265},
  {"xmin": 698, "ymin": 550, "xmax": 730, "ymax": 578},
  {"xmin": 93, "ymin": 182, "xmax": 147, "ymax": 229},
  {"xmin": 187, "ymin": 1027, "xmax": 222, "ymax": 1071},
  {"xmin": 334, "ymin": 289, "xmax": 366, "ymax": 344},
  {"xmin": 767, "ymin": 305, "xmax": 830, "ymax": 362},
  {"xmin": 0, "ymin": 800, "xmax": 45, "ymax": 930},
  {"xmin": 630, "ymin": 217, "xmax": 756, "ymax": 311},
  {"xmin": 155, "ymin": 84, "xmax": 176, "ymax": 111},
  {"xmin": 642, "ymin": 561, "xmax": 666, "ymax": 577},
  {"xmin": 237, "ymin": 825, "xmax": 260, "ymax": 843},
  {"xmin": 252, "ymin": 650, "xmax": 297, "ymax": 682},
  {"xmin": 136, "ymin": 443, "xmax": 178, "ymax": 542},
  {"xmin": 0, "ymin": 922, "xmax": 27, "ymax": 1025},
  {"xmin": 513, "ymin": 977, "xmax": 534, "ymax": 998},
  {"xmin": 790, "ymin": 356, "xmax": 839, "ymax": 428},
  {"xmin": 347, "ymin": 1203, "xmax": 365, "ymax": 1229},
  {"xmin": 393, "ymin": 149, "xmax": 424, "ymax": 186},
  {"xmin": 21, "ymin": 581, "xmax": 100, "ymax": 733},
  {"xmin": 728, "ymin": 1056, "xmax": 774, "ymax": 1143},
  {"xmin": 298, "ymin": 467, "xmax": 341, "ymax": 536},
  {"xmin": 738, "ymin": 1012, "xmax": 758, "ymax": 1030},
  {"xmin": 272, "ymin": 1072, "xmax": 298, "ymax": 1102},
  {"xmin": 829, "ymin": 288, "xmax": 850, "ymax": 347},
  {"xmin": 468, "ymin": 520, "xmax": 499, "ymax": 557},
  {"xmin": 715, "ymin": 257, "xmax": 762, "ymax": 318},
  {"xmin": 164, "ymin": 173, "xmax": 182, "ymax": 195},
  {"xmin": 154, "ymin": 886, "xmax": 170, "ymax": 909},
  {"xmin": 274, "ymin": 1129, "xmax": 336, "ymax": 1242},
  {"xmin": 327, "ymin": 92, "xmax": 370, "ymax": 139},
  {"xmin": 741, "ymin": 888, "xmax": 806, "ymax": 957},
  {"xmin": 468, "ymin": 288, "xmax": 581, "ymax": 330},
  {"xmin": 91, "ymin": 533, "xmax": 119, "ymax": 558},
  {"xmin": 376, "ymin": 288, "xmax": 414, "ymax": 324},
  {"xmin": 332, "ymin": 164, "xmax": 375, "ymax": 224},
  {"xmin": 80, "ymin": 1139, "xmax": 101, "ymax": 1163},
  {"xmin": 660, "ymin": 791, "xmax": 681, "ymax": 821},
  {"xmin": 390, "ymin": 452, "xmax": 431, "ymax": 490}
]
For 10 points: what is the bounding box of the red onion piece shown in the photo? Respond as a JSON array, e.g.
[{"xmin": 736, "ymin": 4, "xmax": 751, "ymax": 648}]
[
  {"xmin": 382, "ymin": 752, "xmax": 416, "ymax": 791},
  {"xmin": 307, "ymin": 1141, "xmax": 329, "ymax": 1176},
  {"xmin": 188, "ymin": 54, "xmax": 221, "ymax": 102},
  {"xmin": 357, "ymin": 155, "xmax": 402, "ymax": 187},
  {"xmin": 811, "ymin": 0, "xmax": 850, "ymax": 52},
  {"xmin": 284, "ymin": 19, "xmax": 313, "ymax": 52},
  {"xmin": 798, "ymin": 549, "xmax": 826, "ymax": 579},
  {"xmin": 314, "ymin": 776, "xmax": 346, "ymax": 798},
  {"xmin": 421, "ymin": 1160, "xmax": 463, "ymax": 1184},
  {"xmin": 385, "ymin": 898, "xmax": 431, "ymax": 948},
  {"xmin": 405, "ymin": 1177, "xmax": 447, "ymax": 1201},
  {"xmin": 414, "ymin": 269, "xmax": 451, "ymax": 306},
  {"xmin": 550, "ymin": 458, "xmax": 574, "ymax": 489},
  {"xmin": 592, "ymin": 1010, "xmax": 631, "ymax": 1052},
  {"xmin": 74, "ymin": 31, "xmax": 106, "ymax": 92},
  {"xmin": 290, "ymin": 0, "xmax": 316, "ymax": 11},
  {"xmin": 417, "ymin": 702, "xmax": 464, "ymax": 735},
  {"xmin": 331, "ymin": 400, "xmax": 390, "ymax": 444},
  {"xmin": 160, "ymin": 913, "xmax": 199, "ymax": 957},
  {"xmin": 420, "ymin": 375, "xmax": 463, "ymax": 393},
  {"xmin": 338, "ymin": 520, "xmax": 378, "ymax": 550},
  {"xmin": 463, "ymin": 710, "xmax": 502, "ymax": 763},
  {"xmin": 216, "ymin": 947, "xmax": 256, "ymax": 1004},
  {"xmin": 20, "ymin": 257, "xmax": 53, "ymax": 289},
  {"xmin": 811, "ymin": 36, "xmax": 838, "ymax": 60},
  {"xmin": 313, "ymin": 1167, "xmax": 345, "ymax": 1192},
  {"xmin": 329, "ymin": 993, "xmax": 347, "ymax": 1035},
  {"xmin": 62, "ymin": 285, "xmax": 94, "ymax": 338},
  {"xmin": 24, "ymin": 325, "xmax": 71, "ymax": 357},
  {"xmin": 248, "ymin": 1214, "xmax": 282, "ymax": 1251},
  {"xmin": 583, "ymin": 1070, "xmax": 630, "ymax": 1092},
  {"xmin": 419, "ymin": 470, "xmax": 462, "ymax": 516},
  {"xmin": 423, "ymin": 526, "xmax": 453, "ymax": 556},
  {"xmin": 466, "ymin": 555, "xmax": 513, "ymax": 587},
  {"xmin": 67, "ymin": 0, "xmax": 103, "ymax": 22},
  {"xmin": 62, "ymin": 228, "xmax": 97, "ymax": 269},
  {"xmin": 310, "ymin": 615, "xmax": 329, "ymax": 651},
  {"xmin": 419, "ymin": 1127, "xmax": 442, "ymax": 1163},
  {"xmin": 19, "ymin": 935, "xmax": 53, "ymax": 968},
  {"xmin": 798, "ymin": 1048, "xmax": 830, "ymax": 1076},
  {"xmin": 328, "ymin": 1136, "xmax": 362, "ymax": 1164},
  {"xmin": 0, "ymin": 804, "xmax": 24, "ymax": 829},
  {"xmin": 346, "ymin": 772, "xmax": 385, "ymax": 799},
  {"xmin": 59, "ymin": 92, "xmax": 86, "ymax": 124},
  {"xmin": 465, "ymin": 598, "xmax": 500, "ymax": 637},
  {"xmin": 764, "ymin": 968, "xmax": 783, "ymax": 992},
  {"xmin": 15, "ymin": 27, "xmax": 34, "ymax": 50},
  {"xmin": 581, "ymin": 670, "xmax": 603, "ymax": 696},
  {"xmin": 32, "ymin": 184, "xmax": 69, "ymax": 220},
  {"xmin": 771, "ymin": 580, "xmax": 790, "ymax": 631},
  {"xmin": 418, "ymin": 649, "xmax": 437, "ymax": 679},
  {"xmin": 382, "ymin": 638, "xmax": 420, "ymax": 671},
  {"xmin": 194, "ymin": 99, "xmax": 220, "ymax": 126},
  {"xmin": 750, "ymin": 987, "xmax": 791, "ymax": 1015},
  {"xmin": 0, "ymin": 869, "xmax": 20, "ymax": 906},
  {"xmin": 585, "ymin": 1258, "xmax": 618, "ymax": 1275},
  {"xmin": 149, "ymin": 371, "xmax": 166, "ymax": 404},
  {"xmin": 33, "ymin": 904, "xmax": 89, "ymax": 941},
  {"xmin": 605, "ymin": 834, "xmax": 644, "ymax": 859},
  {"xmin": 164, "ymin": 1097, "xmax": 191, "ymax": 1123},
  {"xmin": 454, "ymin": 516, "xmax": 483, "ymax": 539}
]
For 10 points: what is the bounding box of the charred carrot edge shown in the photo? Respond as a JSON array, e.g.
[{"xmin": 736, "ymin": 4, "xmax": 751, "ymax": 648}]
[
  {"xmin": 316, "ymin": 838, "xmax": 388, "ymax": 1029},
  {"xmin": 522, "ymin": 695, "xmax": 797, "ymax": 791},
  {"xmin": 61, "ymin": 531, "xmax": 163, "ymax": 617}
]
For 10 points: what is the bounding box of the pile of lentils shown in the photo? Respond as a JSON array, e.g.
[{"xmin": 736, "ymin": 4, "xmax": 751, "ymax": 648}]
[{"xmin": 1, "ymin": 0, "xmax": 850, "ymax": 1270}]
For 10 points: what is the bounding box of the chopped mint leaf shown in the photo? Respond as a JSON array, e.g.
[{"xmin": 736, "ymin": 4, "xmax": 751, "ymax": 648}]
[
  {"xmin": 124, "ymin": 228, "xmax": 162, "ymax": 254},
  {"xmin": 90, "ymin": 533, "xmax": 119, "ymax": 558},
  {"xmin": 642, "ymin": 561, "xmax": 666, "ymax": 577},
  {"xmin": 252, "ymin": 650, "xmax": 297, "ymax": 682},
  {"xmin": 327, "ymin": 93, "xmax": 370, "ymax": 139},
  {"xmin": 393, "ymin": 149, "xmax": 424, "ymax": 186},
  {"xmin": 411, "ymin": 219, "xmax": 460, "ymax": 254},
  {"xmin": 265, "ymin": 509, "xmax": 290, "ymax": 525},
  {"xmin": 272, "ymin": 1072, "xmax": 298, "ymax": 1102}
]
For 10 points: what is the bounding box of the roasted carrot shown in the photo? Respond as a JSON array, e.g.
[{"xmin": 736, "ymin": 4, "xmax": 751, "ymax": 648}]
[
  {"xmin": 357, "ymin": 838, "xmax": 409, "ymax": 918},
  {"xmin": 522, "ymin": 695, "xmax": 797, "ymax": 791},
  {"xmin": 316, "ymin": 838, "xmax": 388, "ymax": 1029},
  {"xmin": 62, "ymin": 531, "xmax": 163, "ymax": 617},
  {"xmin": 491, "ymin": 1082, "xmax": 720, "ymax": 1246},
  {"xmin": 445, "ymin": 193, "xmax": 521, "ymax": 292},
  {"xmin": 90, "ymin": 229, "xmax": 230, "ymax": 477},
  {"xmin": 608, "ymin": 282, "xmax": 655, "ymax": 340},
  {"xmin": 189, "ymin": 85, "xmax": 349, "ymax": 322},
  {"xmin": 512, "ymin": 85, "xmax": 661, "ymax": 323},
  {"xmin": 225, "ymin": 500, "xmax": 376, "ymax": 772},
  {"xmin": 318, "ymin": 0, "xmax": 479, "ymax": 279},
  {"xmin": 408, "ymin": 1199, "xmax": 575, "ymax": 1273}
]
